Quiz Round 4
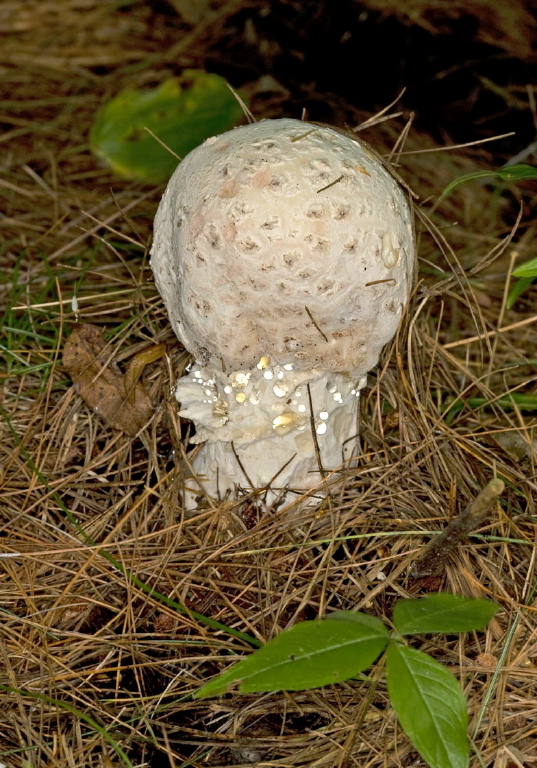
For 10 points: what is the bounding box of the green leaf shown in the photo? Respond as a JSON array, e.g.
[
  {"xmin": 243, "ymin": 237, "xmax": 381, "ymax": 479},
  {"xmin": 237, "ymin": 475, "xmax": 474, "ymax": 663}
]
[
  {"xmin": 194, "ymin": 618, "xmax": 389, "ymax": 699},
  {"xmin": 386, "ymin": 643, "xmax": 469, "ymax": 768},
  {"xmin": 89, "ymin": 71, "xmax": 245, "ymax": 183},
  {"xmin": 498, "ymin": 164, "xmax": 537, "ymax": 181},
  {"xmin": 506, "ymin": 276, "xmax": 535, "ymax": 309},
  {"xmin": 440, "ymin": 163, "xmax": 537, "ymax": 202},
  {"xmin": 512, "ymin": 257, "xmax": 537, "ymax": 278},
  {"xmin": 325, "ymin": 609, "xmax": 387, "ymax": 633},
  {"xmin": 393, "ymin": 594, "xmax": 500, "ymax": 635}
]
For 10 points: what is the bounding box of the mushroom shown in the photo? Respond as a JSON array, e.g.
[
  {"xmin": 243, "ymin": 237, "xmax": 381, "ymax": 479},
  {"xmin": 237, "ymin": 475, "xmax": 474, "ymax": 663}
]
[{"xmin": 151, "ymin": 118, "xmax": 415, "ymax": 507}]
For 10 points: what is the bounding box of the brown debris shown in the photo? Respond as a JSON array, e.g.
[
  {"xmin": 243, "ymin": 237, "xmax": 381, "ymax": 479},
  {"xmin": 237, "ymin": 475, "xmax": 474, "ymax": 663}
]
[
  {"xmin": 412, "ymin": 478, "xmax": 505, "ymax": 582},
  {"xmin": 63, "ymin": 324, "xmax": 157, "ymax": 437}
]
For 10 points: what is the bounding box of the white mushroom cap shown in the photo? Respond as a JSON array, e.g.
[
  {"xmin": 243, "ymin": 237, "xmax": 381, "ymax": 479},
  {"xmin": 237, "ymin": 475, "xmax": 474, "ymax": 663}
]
[
  {"xmin": 151, "ymin": 118, "xmax": 415, "ymax": 506},
  {"xmin": 151, "ymin": 118, "xmax": 414, "ymax": 377}
]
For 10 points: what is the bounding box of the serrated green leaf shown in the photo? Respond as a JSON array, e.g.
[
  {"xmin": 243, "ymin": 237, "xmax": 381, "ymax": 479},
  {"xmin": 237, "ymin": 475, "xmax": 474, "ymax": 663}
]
[
  {"xmin": 89, "ymin": 71, "xmax": 245, "ymax": 183},
  {"xmin": 393, "ymin": 594, "xmax": 500, "ymax": 635},
  {"xmin": 439, "ymin": 163, "xmax": 537, "ymax": 202},
  {"xmin": 512, "ymin": 257, "xmax": 537, "ymax": 278},
  {"xmin": 194, "ymin": 618, "xmax": 389, "ymax": 699},
  {"xmin": 387, "ymin": 643, "xmax": 469, "ymax": 768},
  {"xmin": 325, "ymin": 610, "xmax": 387, "ymax": 633}
]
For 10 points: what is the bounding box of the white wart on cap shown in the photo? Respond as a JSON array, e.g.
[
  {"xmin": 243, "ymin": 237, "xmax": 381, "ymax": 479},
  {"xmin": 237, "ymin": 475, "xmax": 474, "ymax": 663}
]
[{"xmin": 151, "ymin": 118, "xmax": 415, "ymax": 506}]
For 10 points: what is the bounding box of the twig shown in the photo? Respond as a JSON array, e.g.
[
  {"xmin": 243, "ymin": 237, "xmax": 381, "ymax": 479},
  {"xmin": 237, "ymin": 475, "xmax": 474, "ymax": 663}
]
[
  {"xmin": 231, "ymin": 440, "xmax": 255, "ymax": 490},
  {"xmin": 365, "ymin": 279, "xmax": 396, "ymax": 287},
  {"xmin": 397, "ymin": 132, "xmax": 515, "ymax": 155},
  {"xmin": 306, "ymin": 383, "xmax": 327, "ymax": 480},
  {"xmin": 412, "ymin": 478, "xmax": 505, "ymax": 580},
  {"xmin": 443, "ymin": 314, "xmax": 537, "ymax": 349},
  {"xmin": 317, "ymin": 174, "xmax": 344, "ymax": 193},
  {"xmin": 290, "ymin": 128, "xmax": 317, "ymax": 143},
  {"xmin": 143, "ymin": 127, "xmax": 181, "ymax": 160}
]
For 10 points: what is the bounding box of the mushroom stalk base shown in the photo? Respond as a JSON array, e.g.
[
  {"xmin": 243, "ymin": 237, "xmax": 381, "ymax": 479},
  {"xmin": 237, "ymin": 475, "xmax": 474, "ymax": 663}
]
[{"xmin": 175, "ymin": 360, "xmax": 366, "ymax": 508}]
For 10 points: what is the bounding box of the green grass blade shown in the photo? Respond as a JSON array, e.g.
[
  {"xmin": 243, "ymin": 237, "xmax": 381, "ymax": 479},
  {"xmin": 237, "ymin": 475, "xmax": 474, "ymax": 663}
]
[
  {"xmin": 443, "ymin": 392, "xmax": 537, "ymax": 418},
  {"xmin": 506, "ymin": 276, "xmax": 535, "ymax": 308}
]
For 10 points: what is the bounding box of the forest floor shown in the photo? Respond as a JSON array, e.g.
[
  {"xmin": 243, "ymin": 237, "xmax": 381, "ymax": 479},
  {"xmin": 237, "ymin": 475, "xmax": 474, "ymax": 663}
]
[{"xmin": 1, "ymin": 1, "xmax": 537, "ymax": 766}]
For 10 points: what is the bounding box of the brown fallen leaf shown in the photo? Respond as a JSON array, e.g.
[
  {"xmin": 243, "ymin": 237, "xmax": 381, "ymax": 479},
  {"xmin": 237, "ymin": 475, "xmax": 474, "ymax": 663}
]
[{"xmin": 63, "ymin": 324, "xmax": 163, "ymax": 437}]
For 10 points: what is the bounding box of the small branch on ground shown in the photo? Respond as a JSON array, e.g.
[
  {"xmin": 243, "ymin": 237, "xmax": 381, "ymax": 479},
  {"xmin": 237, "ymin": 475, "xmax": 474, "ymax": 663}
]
[{"xmin": 412, "ymin": 478, "xmax": 505, "ymax": 582}]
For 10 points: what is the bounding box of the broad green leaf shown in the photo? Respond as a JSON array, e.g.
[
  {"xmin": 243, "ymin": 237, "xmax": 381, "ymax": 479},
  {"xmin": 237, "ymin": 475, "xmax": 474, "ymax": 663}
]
[
  {"xmin": 440, "ymin": 163, "xmax": 537, "ymax": 201},
  {"xmin": 89, "ymin": 71, "xmax": 245, "ymax": 183},
  {"xmin": 194, "ymin": 618, "xmax": 389, "ymax": 699},
  {"xmin": 393, "ymin": 594, "xmax": 499, "ymax": 635},
  {"xmin": 512, "ymin": 257, "xmax": 537, "ymax": 278},
  {"xmin": 326, "ymin": 610, "xmax": 387, "ymax": 633},
  {"xmin": 386, "ymin": 643, "xmax": 469, "ymax": 768}
]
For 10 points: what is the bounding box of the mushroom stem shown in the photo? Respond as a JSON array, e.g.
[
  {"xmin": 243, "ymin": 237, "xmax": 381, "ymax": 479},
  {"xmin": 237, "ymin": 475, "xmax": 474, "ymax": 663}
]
[{"xmin": 176, "ymin": 358, "xmax": 366, "ymax": 507}]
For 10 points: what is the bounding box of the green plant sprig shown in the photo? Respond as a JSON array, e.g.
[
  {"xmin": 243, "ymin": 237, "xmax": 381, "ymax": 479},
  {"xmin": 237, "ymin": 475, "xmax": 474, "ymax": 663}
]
[
  {"xmin": 438, "ymin": 163, "xmax": 537, "ymax": 202},
  {"xmin": 194, "ymin": 593, "xmax": 500, "ymax": 768},
  {"xmin": 438, "ymin": 162, "xmax": 537, "ymax": 307}
]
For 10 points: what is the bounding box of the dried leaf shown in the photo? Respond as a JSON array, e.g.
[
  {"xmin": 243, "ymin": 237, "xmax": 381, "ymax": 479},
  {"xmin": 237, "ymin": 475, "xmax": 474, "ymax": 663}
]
[{"xmin": 63, "ymin": 324, "xmax": 155, "ymax": 437}]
